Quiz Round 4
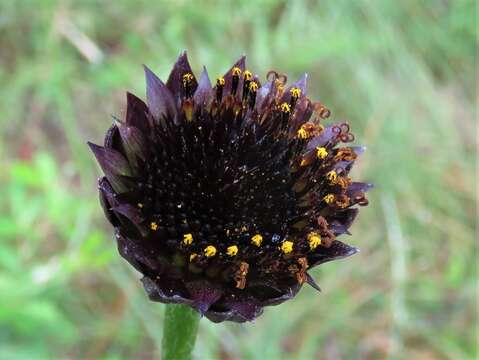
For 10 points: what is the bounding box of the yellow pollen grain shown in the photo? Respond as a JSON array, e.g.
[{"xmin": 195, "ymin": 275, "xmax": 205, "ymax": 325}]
[
  {"xmin": 137, "ymin": 203, "xmax": 143, "ymax": 208},
  {"xmin": 204, "ymin": 245, "xmax": 217, "ymax": 257},
  {"xmin": 227, "ymin": 245, "xmax": 239, "ymax": 256},
  {"xmin": 243, "ymin": 70, "xmax": 253, "ymax": 81},
  {"xmin": 297, "ymin": 127, "xmax": 308, "ymax": 139},
  {"xmin": 274, "ymin": 79, "xmax": 285, "ymax": 93},
  {"xmin": 280, "ymin": 102, "xmax": 291, "ymax": 113},
  {"xmin": 316, "ymin": 147, "xmax": 328, "ymax": 159},
  {"xmin": 189, "ymin": 253, "xmax": 198, "ymax": 262},
  {"xmin": 182, "ymin": 73, "xmax": 193, "ymax": 83},
  {"xmin": 336, "ymin": 196, "xmax": 351, "ymax": 208},
  {"xmin": 281, "ymin": 241, "xmax": 294, "ymax": 254},
  {"xmin": 290, "ymin": 87, "xmax": 301, "ymax": 98},
  {"xmin": 217, "ymin": 77, "xmax": 225, "ymax": 86},
  {"xmin": 183, "ymin": 233, "xmax": 193, "ymax": 245},
  {"xmin": 150, "ymin": 222, "xmax": 158, "ymax": 231},
  {"xmin": 326, "ymin": 170, "xmax": 337, "ymax": 182},
  {"xmin": 308, "ymin": 232, "xmax": 322, "ymax": 250},
  {"xmin": 323, "ymin": 194, "xmax": 335, "ymax": 204},
  {"xmin": 249, "ymin": 81, "xmax": 258, "ymax": 92},
  {"xmin": 232, "ymin": 67, "xmax": 242, "ymax": 76},
  {"xmin": 251, "ymin": 234, "xmax": 263, "ymax": 247}
]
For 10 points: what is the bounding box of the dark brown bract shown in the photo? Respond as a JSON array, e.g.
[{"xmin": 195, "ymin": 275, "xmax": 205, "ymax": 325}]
[{"xmin": 89, "ymin": 52, "xmax": 371, "ymax": 322}]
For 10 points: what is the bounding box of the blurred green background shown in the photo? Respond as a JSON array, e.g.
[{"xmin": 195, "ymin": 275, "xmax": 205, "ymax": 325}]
[{"xmin": 0, "ymin": 0, "xmax": 476, "ymax": 359}]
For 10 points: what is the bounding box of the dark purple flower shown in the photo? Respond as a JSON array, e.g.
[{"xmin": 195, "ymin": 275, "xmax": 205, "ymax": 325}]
[{"xmin": 89, "ymin": 52, "xmax": 371, "ymax": 322}]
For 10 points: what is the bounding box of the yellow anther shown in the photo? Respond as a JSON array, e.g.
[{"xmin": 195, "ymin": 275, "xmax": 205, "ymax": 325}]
[
  {"xmin": 316, "ymin": 147, "xmax": 328, "ymax": 159},
  {"xmin": 307, "ymin": 232, "xmax": 322, "ymax": 250},
  {"xmin": 280, "ymin": 102, "xmax": 291, "ymax": 113},
  {"xmin": 217, "ymin": 77, "xmax": 225, "ymax": 86},
  {"xmin": 334, "ymin": 147, "xmax": 357, "ymax": 161},
  {"xmin": 227, "ymin": 245, "xmax": 239, "ymax": 256},
  {"xmin": 281, "ymin": 240, "xmax": 294, "ymax": 254},
  {"xmin": 251, "ymin": 234, "xmax": 263, "ymax": 247},
  {"xmin": 326, "ymin": 170, "xmax": 337, "ymax": 182},
  {"xmin": 290, "ymin": 87, "xmax": 301, "ymax": 98},
  {"xmin": 232, "ymin": 67, "xmax": 242, "ymax": 76},
  {"xmin": 235, "ymin": 262, "xmax": 249, "ymax": 289},
  {"xmin": 243, "ymin": 70, "xmax": 253, "ymax": 81},
  {"xmin": 183, "ymin": 233, "xmax": 193, "ymax": 245},
  {"xmin": 204, "ymin": 245, "xmax": 217, "ymax": 257},
  {"xmin": 137, "ymin": 203, "xmax": 143, "ymax": 208},
  {"xmin": 336, "ymin": 176, "xmax": 351, "ymax": 189},
  {"xmin": 150, "ymin": 222, "xmax": 158, "ymax": 231},
  {"xmin": 274, "ymin": 79, "xmax": 285, "ymax": 93},
  {"xmin": 189, "ymin": 253, "xmax": 198, "ymax": 262},
  {"xmin": 297, "ymin": 123, "xmax": 319, "ymax": 139},
  {"xmin": 297, "ymin": 127, "xmax": 308, "ymax": 139},
  {"xmin": 336, "ymin": 195, "xmax": 351, "ymax": 208},
  {"xmin": 182, "ymin": 73, "xmax": 194, "ymax": 84},
  {"xmin": 249, "ymin": 81, "xmax": 258, "ymax": 92},
  {"xmin": 323, "ymin": 194, "xmax": 335, "ymax": 204}
]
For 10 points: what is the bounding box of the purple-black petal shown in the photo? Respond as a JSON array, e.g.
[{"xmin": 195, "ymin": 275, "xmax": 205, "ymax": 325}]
[
  {"xmin": 117, "ymin": 122, "xmax": 147, "ymax": 168},
  {"xmin": 104, "ymin": 123, "xmax": 124, "ymax": 153},
  {"xmin": 309, "ymin": 240, "xmax": 359, "ymax": 267},
  {"xmin": 306, "ymin": 125, "xmax": 340, "ymax": 151},
  {"xmin": 281, "ymin": 73, "xmax": 308, "ymax": 104},
  {"xmin": 141, "ymin": 276, "xmax": 191, "ymax": 304},
  {"xmin": 193, "ymin": 66, "xmax": 212, "ymax": 105},
  {"xmin": 144, "ymin": 65, "xmax": 177, "ymax": 123},
  {"xmin": 126, "ymin": 92, "xmax": 150, "ymax": 134},
  {"xmin": 222, "ymin": 55, "xmax": 246, "ymax": 99},
  {"xmin": 328, "ymin": 208, "xmax": 359, "ymax": 236},
  {"xmin": 88, "ymin": 142, "xmax": 132, "ymax": 192},
  {"xmin": 220, "ymin": 297, "xmax": 263, "ymax": 322},
  {"xmin": 186, "ymin": 281, "xmax": 223, "ymax": 316},
  {"xmin": 347, "ymin": 182, "xmax": 374, "ymax": 196},
  {"xmin": 255, "ymin": 79, "xmax": 274, "ymax": 111},
  {"xmin": 98, "ymin": 177, "xmax": 121, "ymax": 226},
  {"xmin": 305, "ymin": 273, "xmax": 322, "ymax": 292},
  {"xmin": 166, "ymin": 51, "xmax": 198, "ymax": 103}
]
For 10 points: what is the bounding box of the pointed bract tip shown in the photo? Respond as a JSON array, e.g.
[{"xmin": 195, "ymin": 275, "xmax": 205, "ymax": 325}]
[
  {"xmin": 234, "ymin": 55, "xmax": 246, "ymax": 68},
  {"xmin": 196, "ymin": 302, "xmax": 209, "ymax": 317},
  {"xmin": 143, "ymin": 64, "xmax": 163, "ymax": 83},
  {"xmin": 176, "ymin": 50, "xmax": 189, "ymax": 64},
  {"xmin": 111, "ymin": 115, "xmax": 122, "ymax": 125},
  {"xmin": 295, "ymin": 73, "xmax": 308, "ymax": 93},
  {"xmin": 306, "ymin": 273, "xmax": 322, "ymax": 292},
  {"xmin": 87, "ymin": 141, "xmax": 102, "ymax": 152}
]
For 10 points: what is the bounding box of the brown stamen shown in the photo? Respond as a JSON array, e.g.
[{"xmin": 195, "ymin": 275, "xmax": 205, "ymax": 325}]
[{"xmin": 235, "ymin": 261, "xmax": 249, "ymax": 289}]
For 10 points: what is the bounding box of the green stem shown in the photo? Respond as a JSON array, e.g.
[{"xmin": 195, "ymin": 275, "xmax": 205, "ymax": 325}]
[{"xmin": 161, "ymin": 304, "xmax": 200, "ymax": 360}]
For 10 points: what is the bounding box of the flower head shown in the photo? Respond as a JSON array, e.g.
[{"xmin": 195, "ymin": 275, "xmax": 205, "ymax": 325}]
[{"xmin": 89, "ymin": 52, "xmax": 372, "ymax": 322}]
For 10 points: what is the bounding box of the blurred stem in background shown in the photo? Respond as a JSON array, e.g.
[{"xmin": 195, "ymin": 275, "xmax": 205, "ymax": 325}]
[{"xmin": 162, "ymin": 304, "xmax": 200, "ymax": 360}]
